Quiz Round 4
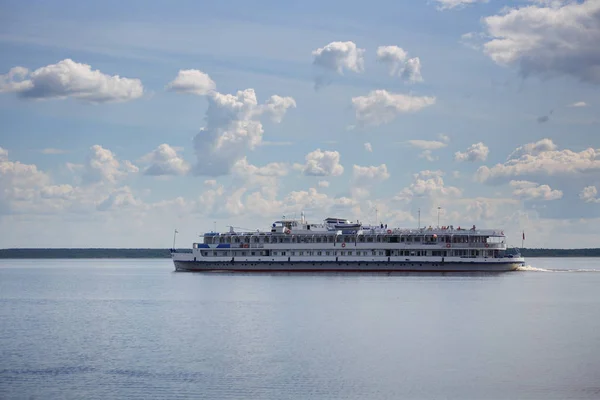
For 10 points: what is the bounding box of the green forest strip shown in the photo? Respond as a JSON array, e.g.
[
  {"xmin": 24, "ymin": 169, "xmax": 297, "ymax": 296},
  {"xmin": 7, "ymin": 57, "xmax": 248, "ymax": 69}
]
[{"xmin": 1, "ymin": 248, "xmax": 600, "ymax": 258}]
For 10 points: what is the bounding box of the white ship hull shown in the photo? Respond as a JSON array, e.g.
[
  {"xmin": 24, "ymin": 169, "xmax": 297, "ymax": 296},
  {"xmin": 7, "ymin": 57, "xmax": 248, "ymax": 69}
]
[
  {"xmin": 172, "ymin": 216, "xmax": 525, "ymax": 273},
  {"xmin": 173, "ymin": 259, "xmax": 523, "ymax": 273}
]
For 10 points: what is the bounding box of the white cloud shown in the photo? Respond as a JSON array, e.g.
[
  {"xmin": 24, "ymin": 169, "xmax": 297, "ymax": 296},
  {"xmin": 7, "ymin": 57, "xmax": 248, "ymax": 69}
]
[
  {"xmin": 166, "ymin": 69, "xmax": 216, "ymax": 95},
  {"xmin": 405, "ymin": 140, "xmax": 448, "ymax": 162},
  {"xmin": 232, "ymin": 157, "xmax": 289, "ymax": 179},
  {"xmin": 261, "ymin": 95, "xmax": 298, "ymax": 123},
  {"xmin": 376, "ymin": 46, "xmax": 424, "ymax": 82},
  {"xmin": 283, "ymin": 188, "xmax": 335, "ymax": 212},
  {"xmin": 245, "ymin": 190, "xmax": 283, "ymax": 216},
  {"xmin": 401, "ymin": 57, "xmax": 423, "ymax": 83},
  {"xmin": 193, "ymin": 88, "xmax": 295, "ymax": 176},
  {"xmin": 579, "ymin": 186, "xmax": 600, "ymax": 203},
  {"xmin": 197, "ymin": 184, "xmax": 225, "ymax": 212},
  {"xmin": 230, "ymin": 158, "xmax": 289, "ymax": 207},
  {"xmin": 435, "ymin": 0, "xmax": 488, "ymax": 10},
  {"xmin": 0, "ymin": 59, "xmax": 143, "ymax": 103},
  {"xmin": 376, "ymin": 46, "xmax": 407, "ymax": 73},
  {"xmin": 364, "ymin": 142, "xmax": 373, "ymax": 152},
  {"xmin": 97, "ymin": 186, "xmax": 141, "ymax": 211},
  {"xmin": 395, "ymin": 170, "xmax": 461, "ymax": 202},
  {"xmin": 0, "ymin": 147, "xmax": 51, "ymax": 214},
  {"xmin": 482, "ymin": 0, "xmax": 600, "ymax": 83},
  {"xmin": 296, "ymin": 149, "xmax": 344, "ymax": 177},
  {"xmin": 312, "ymin": 41, "xmax": 365, "ymax": 74},
  {"xmin": 407, "ymin": 140, "xmax": 448, "ymax": 150},
  {"xmin": 510, "ymin": 180, "xmax": 563, "ymax": 201},
  {"xmin": 419, "ymin": 150, "xmax": 437, "ymax": 162},
  {"xmin": 464, "ymin": 197, "xmax": 515, "ymax": 221},
  {"xmin": 41, "ymin": 148, "xmax": 69, "ymax": 155},
  {"xmin": 140, "ymin": 144, "xmax": 190, "ymax": 176},
  {"xmin": 82, "ymin": 145, "xmax": 138, "ymax": 185},
  {"xmin": 477, "ymin": 139, "xmax": 600, "ymax": 183},
  {"xmin": 40, "ymin": 184, "xmax": 74, "ymax": 200},
  {"xmin": 0, "ymin": 67, "xmax": 32, "ymax": 93},
  {"xmin": 435, "ymin": 0, "xmax": 489, "ymax": 10},
  {"xmin": 568, "ymin": 101, "xmax": 588, "ymax": 107},
  {"xmin": 352, "ymin": 90, "xmax": 436, "ymax": 126},
  {"xmin": 352, "ymin": 164, "xmax": 390, "ymax": 187},
  {"xmin": 376, "ymin": 46, "xmax": 423, "ymax": 82},
  {"xmin": 454, "ymin": 142, "xmax": 489, "ymax": 162},
  {"xmin": 225, "ymin": 187, "xmax": 247, "ymax": 216},
  {"xmin": 507, "ymin": 138, "xmax": 557, "ymax": 160},
  {"xmin": 318, "ymin": 180, "xmax": 330, "ymax": 188}
]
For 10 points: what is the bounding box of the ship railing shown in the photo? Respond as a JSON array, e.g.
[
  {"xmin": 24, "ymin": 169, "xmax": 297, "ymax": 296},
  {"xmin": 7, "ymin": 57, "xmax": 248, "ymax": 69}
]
[
  {"xmin": 448, "ymin": 242, "xmax": 504, "ymax": 248},
  {"xmin": 386, "ymin": 228, "xmax": 505, "ymax": 236}
]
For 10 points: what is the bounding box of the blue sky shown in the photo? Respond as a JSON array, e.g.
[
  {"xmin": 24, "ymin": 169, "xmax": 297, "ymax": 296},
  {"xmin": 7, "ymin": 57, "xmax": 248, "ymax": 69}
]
[{"xmin": 1, "ymin": 0, "xmax": 600, "ymax": 248}]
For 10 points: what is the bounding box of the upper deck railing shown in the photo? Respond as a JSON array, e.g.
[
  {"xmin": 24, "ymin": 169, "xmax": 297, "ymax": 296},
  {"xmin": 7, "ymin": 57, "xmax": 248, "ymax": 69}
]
[{"xmin": 203, "ymin": 226, "xmax": 505, "ymax": 238}]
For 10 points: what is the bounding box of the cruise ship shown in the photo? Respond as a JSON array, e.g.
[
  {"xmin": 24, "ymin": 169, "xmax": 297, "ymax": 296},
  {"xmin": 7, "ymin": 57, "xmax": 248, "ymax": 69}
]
[{"xmin": 171, "ymin": 215, "xmax": 525, "ymax": 272}]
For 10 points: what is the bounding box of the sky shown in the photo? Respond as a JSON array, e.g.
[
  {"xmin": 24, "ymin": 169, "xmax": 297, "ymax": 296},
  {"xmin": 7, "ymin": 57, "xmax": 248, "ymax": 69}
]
[{"xmin": 1, "ymin": 0, "xmax": 600, "ymax": 249}]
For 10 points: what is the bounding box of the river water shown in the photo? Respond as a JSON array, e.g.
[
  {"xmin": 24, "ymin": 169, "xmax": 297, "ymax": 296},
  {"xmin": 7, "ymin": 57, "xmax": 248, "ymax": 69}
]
[{"xmin": 1, "ymin": 258, "xmax": 599, "ymax": 399}]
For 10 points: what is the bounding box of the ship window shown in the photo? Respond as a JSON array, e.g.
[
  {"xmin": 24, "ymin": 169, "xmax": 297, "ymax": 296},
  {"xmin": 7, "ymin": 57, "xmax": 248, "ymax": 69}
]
[
  {"xmin": 212, "ymin": 251, "xmax": 217, "ymax": 256},
  {"xmin": 372, "ymin": 251, "xmax": 377, "ymax": 256},
  {"xmin": 251, "ymin": 251, "xmax": 256, "ymax": 256},
  {"xmin": 291, "ymin": 251, "xmax": 295, "ymax": 256},
  {"xmin": 317, "ymin": 251, "xmax": 322, "ymax": 256},
  {"xmin": 272, "ymin": 251, "xmax": 277, "ymax": 256},
  {"xmin": 379, "ymin": 251, "xmax": 384, "ymax": 256},
  {"xmin": 299, "ymin": 251, "xmax": 304, "ymax": 256},
  {"xmin": 341, "ymin": 251, "xmax": 345, "ymax": 256},
  {"xmin": 282, "ymin": 251, "xmax": 286, "ymax": 256},
  {"xmin": 348, "ymin": 251, "xmax": 353, "ymax": 256},
  {"xmin": 202, "ymin": 251, "xmax": 208, "ymax": 256},
  {"xmin": 241, "ymin": 251, "xmax": 246, "ymax": 256},
  {"xmin": 326, "ymin": 251, "xmax": 330, "ymax": 256}
]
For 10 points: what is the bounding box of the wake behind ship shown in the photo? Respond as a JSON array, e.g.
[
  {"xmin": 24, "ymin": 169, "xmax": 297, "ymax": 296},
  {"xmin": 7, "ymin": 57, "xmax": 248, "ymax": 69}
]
[{"xmin": 171, "ymin": 215, "xmax": 525, "ymax": 272}]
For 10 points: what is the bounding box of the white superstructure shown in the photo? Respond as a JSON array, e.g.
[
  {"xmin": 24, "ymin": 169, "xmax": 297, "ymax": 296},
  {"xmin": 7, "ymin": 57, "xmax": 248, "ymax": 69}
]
[{"xmin": 171, "ymin": 216, "xmax": 525, "ymax": 272}]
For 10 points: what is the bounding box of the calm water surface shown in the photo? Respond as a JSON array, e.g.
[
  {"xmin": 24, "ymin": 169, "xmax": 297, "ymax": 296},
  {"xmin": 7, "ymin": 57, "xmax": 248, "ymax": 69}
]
[{"xmin": 1, "ymin": 258, "xmax": 600, "ymax": 400}]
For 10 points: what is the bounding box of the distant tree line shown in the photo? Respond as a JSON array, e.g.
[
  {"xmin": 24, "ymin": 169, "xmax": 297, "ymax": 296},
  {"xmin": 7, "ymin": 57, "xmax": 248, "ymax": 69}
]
[
  {"xmin": 0, "ymin": 248, "xmax": 175, "ymax": 259},
  {"xmin": 519, "ymin": 248, "xmax": 600, "ymax": 257},
  {"xmin": 1, "ymin": 248, "xmax": 600, "ymax": 258}
]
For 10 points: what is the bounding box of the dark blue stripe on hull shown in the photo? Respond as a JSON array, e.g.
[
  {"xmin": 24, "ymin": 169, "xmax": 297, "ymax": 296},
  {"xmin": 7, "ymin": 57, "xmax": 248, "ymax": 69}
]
[{"xmin": 173, "ymin": 260, "xmax": 522, "ymax": 273}]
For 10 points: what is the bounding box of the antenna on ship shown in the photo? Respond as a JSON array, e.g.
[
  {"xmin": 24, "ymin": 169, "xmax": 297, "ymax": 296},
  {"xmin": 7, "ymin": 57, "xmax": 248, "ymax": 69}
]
[
  {"xmin": 172, "ymin": 229, "xmax": 178, "ymax": 251},
  {"xmin": 418, "ymin": 208, "xmax": 421, "ymax": 230}
]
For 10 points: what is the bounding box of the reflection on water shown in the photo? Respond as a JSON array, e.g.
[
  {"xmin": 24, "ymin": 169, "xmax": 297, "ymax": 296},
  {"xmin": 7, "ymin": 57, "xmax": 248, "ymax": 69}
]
[{"xmin": 1, "ymin": 257, "xmax": 600, "ymax": 400}]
